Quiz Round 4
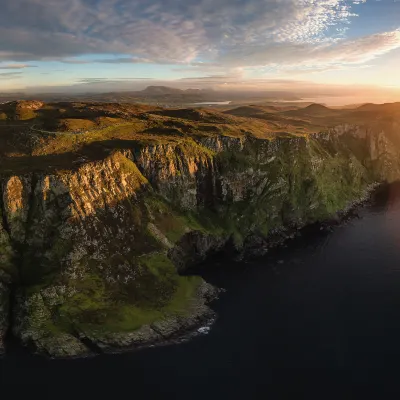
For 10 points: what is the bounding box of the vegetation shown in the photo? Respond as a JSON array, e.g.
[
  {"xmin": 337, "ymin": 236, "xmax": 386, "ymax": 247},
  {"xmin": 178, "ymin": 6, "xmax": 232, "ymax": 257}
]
[
  {"xmin": 1, "ymin": 100, "xmax": 399, "ymax": 355},
  {"xmin": 45, "ymin": 253, "xmax": 202, "ymax": 334}
]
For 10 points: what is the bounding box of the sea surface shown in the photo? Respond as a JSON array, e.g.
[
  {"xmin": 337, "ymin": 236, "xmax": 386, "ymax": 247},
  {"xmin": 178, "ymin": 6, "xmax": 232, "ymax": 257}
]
[
  {"xmin": 192, "ymin": 101, "xmax": 232, "ymax": 105},
  {"xmin": 2, "ymin": 184, "xmax": 400, "ymax": 397}
]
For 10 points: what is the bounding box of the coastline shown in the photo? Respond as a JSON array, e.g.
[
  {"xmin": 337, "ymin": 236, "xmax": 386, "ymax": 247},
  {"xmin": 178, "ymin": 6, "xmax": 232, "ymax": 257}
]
[
  {"xmin": 241, "ymin": 182, "xmax": 382, "ymax": 259},
  {"xmin": 2, "ymin": 182, "xmax": 384, "ymax": 360}
]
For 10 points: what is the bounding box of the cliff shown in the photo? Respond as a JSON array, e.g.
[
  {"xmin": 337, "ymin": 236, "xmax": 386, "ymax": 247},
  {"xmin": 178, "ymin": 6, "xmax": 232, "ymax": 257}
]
[{"xmin": 0, "ymin": 103, "xmax": 399, "ymax": 357}]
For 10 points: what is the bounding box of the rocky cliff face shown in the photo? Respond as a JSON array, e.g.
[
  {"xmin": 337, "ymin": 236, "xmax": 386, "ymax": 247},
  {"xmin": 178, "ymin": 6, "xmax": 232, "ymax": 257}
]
[{"xmin": 0, "ymin": 124, "xmax": 399, "ymax": 357}]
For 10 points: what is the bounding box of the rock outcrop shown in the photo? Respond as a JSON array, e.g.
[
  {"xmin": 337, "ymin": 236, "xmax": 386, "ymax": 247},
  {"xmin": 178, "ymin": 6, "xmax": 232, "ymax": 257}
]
[{"xmin": 0, "ymin": 122, "xmax": 399, "ymax": 357}]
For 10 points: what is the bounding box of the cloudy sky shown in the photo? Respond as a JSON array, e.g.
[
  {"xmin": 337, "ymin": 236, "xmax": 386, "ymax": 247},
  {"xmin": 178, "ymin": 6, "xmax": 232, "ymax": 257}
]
[{"xmin": 1, "ymin": 0, "xmax": 400, "ymax": 100}]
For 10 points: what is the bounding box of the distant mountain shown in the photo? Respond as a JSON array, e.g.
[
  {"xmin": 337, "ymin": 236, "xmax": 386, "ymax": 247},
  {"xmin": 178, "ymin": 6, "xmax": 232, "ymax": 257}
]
[
  {"xmin": 283, "ymin": 103, "xmax": 338, "ymax": 117},
  {"xmin": 356, "ymin": 103, "xmax": 378, "ymax": 111},
  {"xmin": 185, "ymin": 88, "xmax": 211, "ymax": 93},
  {"xmin": 303, "ymin": 103, "xmax": 331, "ymax": 113},
  {"xmin": 140, "ymin": 86, "xmax": 184, "ymax": 95},
  {"xmin": 0, "ymin": 86, "xmax": 309, "ymax": 106},
  {"xmin": 356, "ymin": 102, "xmax": 400, "ymax": 112},
  {"xmin": 225, "ymin": 106, "xmax": 266, "ymax": 116},
  {"xmin": 138, "ymin": 86, "xmax": 215, "ymax": 96}
]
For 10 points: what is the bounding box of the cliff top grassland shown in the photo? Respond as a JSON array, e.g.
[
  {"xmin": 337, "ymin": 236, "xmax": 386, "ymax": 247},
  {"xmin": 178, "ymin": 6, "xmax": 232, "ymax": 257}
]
[
  {"xmin": 1, "ymin": 100, "xmax": 400, "ymax": 169},
  {"xmin": 0, "ymin": 99, "xmax": 400, "ymax": 357},
  {"xmin": 0, "ymin": 101, "xmax": 302, "ymax": 168}
]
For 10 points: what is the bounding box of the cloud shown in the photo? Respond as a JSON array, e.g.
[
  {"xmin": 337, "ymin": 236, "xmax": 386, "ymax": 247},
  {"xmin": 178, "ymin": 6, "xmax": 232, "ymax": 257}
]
[
  {"xmin": 218, "ymin": 30, "xmax": 400, "ymax": 68},
  {"xmin": 0, "ymin": 64, "xmax": 36, "ymax": 69},
  {"xmin": 0, "ymin": 0, "xmax": 371, "ymax": 64},
  {"xmin": 0, "ymin": 72, "xmax": 23, "ymax": 80},
  {"xmin": 76, "ymin": 77, "xmax": 153, "ymax": 84},
  {"xmin": 1, "ymin": 0, "xmax": 399, "ymax": 77},
  {"xmin": 61, "ymin": 57, "xmax": 153, "ymax": 64}
]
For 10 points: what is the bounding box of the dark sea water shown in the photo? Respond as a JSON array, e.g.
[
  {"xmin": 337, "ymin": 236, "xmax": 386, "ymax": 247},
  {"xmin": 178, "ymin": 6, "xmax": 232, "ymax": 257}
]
[{"xmin": 3, "ymin": 184, "xmax": 400, "ymax": 398}]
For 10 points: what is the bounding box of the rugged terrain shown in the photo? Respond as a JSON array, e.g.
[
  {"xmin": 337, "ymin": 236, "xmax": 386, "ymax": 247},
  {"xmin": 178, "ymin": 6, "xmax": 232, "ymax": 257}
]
[{"xmin": 0, "ymin": 100, "xmax": 400, "ymax": 357}]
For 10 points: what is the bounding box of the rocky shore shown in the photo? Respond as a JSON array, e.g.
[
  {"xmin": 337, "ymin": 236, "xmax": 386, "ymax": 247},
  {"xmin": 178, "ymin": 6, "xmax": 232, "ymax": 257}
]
[{"xmin": 8, "ymin": 281, "xmax": 218, "ymax": 358}]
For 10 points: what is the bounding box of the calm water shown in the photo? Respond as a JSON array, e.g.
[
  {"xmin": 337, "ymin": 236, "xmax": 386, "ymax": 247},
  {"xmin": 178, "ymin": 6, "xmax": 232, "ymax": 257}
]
[
  {"xmin": 192, "ymin": 101, "xmax": 232, "ymax": 105},
  {"xmin": 2, "ymin": 184, "xmax": 400, "ymax": 397}
]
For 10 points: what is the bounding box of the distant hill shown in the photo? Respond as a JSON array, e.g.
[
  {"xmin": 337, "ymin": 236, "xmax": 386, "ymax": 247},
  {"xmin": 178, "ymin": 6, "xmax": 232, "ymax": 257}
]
[
  {"xmin": 283, "ymin": 103, "xmax": 339, "ymax": 118},
  {"xmin": 149, "ymin": 107, "xmax": 234, "ymax": 124},
  {"xmin": 330, "ymin": 103, "xmax": 367, "ymax": 110},
  {"xmin": 304, "ymin": 103, "xmax": 331, "ymax": 113},
  {"xmin": 356, "ymin": 103, "xmax": 379, "ymax": 111},
  {"xmin": 223, "ymin": 104, "xmax": 303, "ymax": 118},
  {"xmin": 356, "ymin": 102, "xmax": 400, "ymax": 112},
  {"xmin": 140, "ymin": 86, "xmax": 184, "ymax": 95},
  {"xmin": 223, "ymin": 105, "xmax": 278, "ymax": 117}
]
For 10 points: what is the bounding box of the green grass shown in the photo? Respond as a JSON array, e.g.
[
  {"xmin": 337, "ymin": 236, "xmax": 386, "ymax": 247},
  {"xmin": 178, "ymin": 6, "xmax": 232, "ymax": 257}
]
[
  {"xmin": 139, "ymin": 253, "xmax": 202, "ymax": 315},
  {"xmin": 145, "ymin": 193, "xmax": 227, "ymax": 244},
  {"xmin": 146, "ymin": 196, "xmax": 192, "ymax": 243},
  {"xmin": 55, "ymin": 118, "xmax": 96, "ymax": 132},
  {"xmin": 15, "ymin": 109, "xmax": 36, "ymax": 121},
  {"xmin": 33, "ymin": 121, "xmax": 147, "ymax": 156},
  {"xmin": 53, "ymin": 253, "xmax": 201, "ymax": 334},
  {"xmin": 216, "ymin": 150, "xmax": 254, "ymax": 172},
  {"xmin": 113, "ymin": 152, "xmax": 149, "ymax": 188}
]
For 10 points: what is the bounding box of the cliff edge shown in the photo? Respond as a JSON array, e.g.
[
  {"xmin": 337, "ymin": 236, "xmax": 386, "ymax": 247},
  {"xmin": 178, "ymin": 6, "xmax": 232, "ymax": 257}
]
[{"xmin": 0, "ymin": 102, "xmax": 399, "ymax": 357}]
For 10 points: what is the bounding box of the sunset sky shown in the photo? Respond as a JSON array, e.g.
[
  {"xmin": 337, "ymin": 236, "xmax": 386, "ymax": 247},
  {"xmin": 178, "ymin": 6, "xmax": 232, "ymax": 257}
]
[{"xmin": 1, "ymin": 0, "xmax": 400, "ymax": 101}]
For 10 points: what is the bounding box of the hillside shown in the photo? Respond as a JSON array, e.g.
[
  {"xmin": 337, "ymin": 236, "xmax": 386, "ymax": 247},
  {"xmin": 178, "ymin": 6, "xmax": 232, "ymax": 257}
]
[
  {"xmin": 223, "ymin": 105, "xmax": 282, "ymax": 116},
  {"xmin": 356, "ymin": 102, "xmax": 400, "ymax": 113},
  {"xmin": 0, "ymin": 100, "xmax": 400, "ymax": 357}
]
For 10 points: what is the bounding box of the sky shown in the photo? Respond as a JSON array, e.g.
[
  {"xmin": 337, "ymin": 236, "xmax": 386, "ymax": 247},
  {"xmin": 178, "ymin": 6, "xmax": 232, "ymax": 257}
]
[{"xmin": 1, "ymin": 0, "xmax": 400, "ymax": 102}]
